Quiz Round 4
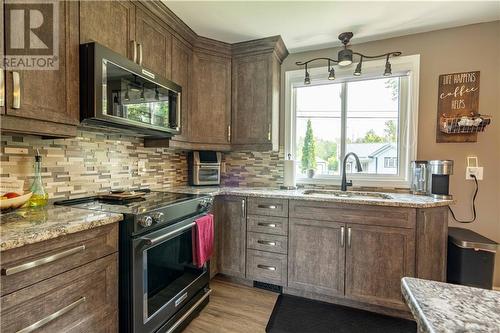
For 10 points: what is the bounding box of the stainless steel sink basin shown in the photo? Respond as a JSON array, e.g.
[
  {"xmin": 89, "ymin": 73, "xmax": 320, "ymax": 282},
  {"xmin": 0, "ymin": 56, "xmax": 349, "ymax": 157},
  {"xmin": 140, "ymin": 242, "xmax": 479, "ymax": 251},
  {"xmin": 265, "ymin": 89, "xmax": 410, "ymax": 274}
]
[{"xmin": 302, "ymin": 190, "xmax": 393, "ymax": 200}]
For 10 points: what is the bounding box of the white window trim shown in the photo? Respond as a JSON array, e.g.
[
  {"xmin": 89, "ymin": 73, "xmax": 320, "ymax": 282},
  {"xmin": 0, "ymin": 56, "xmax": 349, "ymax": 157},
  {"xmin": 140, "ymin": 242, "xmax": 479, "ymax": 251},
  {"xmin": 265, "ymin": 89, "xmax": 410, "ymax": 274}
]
[{"xmin": 284, "ymin": 54, "xmax": 420, "ymax": 188}]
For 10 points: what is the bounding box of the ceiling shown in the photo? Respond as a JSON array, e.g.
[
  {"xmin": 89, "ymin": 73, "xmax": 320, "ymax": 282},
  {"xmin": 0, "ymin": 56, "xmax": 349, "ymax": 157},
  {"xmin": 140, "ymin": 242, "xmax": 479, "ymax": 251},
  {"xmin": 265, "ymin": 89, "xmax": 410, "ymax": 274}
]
[{"xmin": 163, "ymin": 1, "xmax": 500, "ymax": 53}]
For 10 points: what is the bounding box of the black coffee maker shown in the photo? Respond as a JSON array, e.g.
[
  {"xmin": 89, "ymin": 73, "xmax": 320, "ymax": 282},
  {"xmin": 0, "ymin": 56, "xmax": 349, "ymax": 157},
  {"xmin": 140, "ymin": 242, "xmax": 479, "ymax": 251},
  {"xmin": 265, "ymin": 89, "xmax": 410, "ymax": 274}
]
[{"xmin": 427, "ymin": 160, "xmax": 453, "ymax": 199}]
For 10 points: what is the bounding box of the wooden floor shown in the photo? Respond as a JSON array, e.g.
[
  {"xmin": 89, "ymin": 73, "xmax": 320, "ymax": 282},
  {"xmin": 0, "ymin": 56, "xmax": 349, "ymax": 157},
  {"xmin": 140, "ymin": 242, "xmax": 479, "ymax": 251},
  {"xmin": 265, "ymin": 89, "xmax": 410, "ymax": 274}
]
[{"xmin": 183, "ymin": 277, "xmax": 278, "ymax": 333}]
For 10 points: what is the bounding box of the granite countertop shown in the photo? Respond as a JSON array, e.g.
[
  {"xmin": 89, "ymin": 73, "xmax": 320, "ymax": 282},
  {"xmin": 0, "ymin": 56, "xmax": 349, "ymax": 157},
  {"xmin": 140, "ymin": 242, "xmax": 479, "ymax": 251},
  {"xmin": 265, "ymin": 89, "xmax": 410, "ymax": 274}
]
[
  {"xmin": 172, "ymin": 186, "xmax": 453, "ymax": 208},
  {"xmin": 0, "ymin": 205, "xmax": 123, "ymax": 252},
  {"xmin": 402, "ymin": 277, "xmax": 500, "ymax": 333}
]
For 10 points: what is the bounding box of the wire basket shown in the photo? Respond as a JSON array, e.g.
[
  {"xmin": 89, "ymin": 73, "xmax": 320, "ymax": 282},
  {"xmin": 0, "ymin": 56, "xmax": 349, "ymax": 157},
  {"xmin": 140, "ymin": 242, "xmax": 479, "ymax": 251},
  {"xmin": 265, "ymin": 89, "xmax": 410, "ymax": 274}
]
[{"xmin": 440, "ymin": 114, "xmax": 492, "ymax": 134}]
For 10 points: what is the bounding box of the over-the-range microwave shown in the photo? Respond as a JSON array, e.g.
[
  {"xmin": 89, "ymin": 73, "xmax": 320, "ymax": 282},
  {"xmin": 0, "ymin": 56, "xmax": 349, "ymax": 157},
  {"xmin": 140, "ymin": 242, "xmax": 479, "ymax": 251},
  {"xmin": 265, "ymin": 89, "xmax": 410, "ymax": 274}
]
[{"xmin": 80, "ymin": 42, "xmax": 181, "ymax": 138}]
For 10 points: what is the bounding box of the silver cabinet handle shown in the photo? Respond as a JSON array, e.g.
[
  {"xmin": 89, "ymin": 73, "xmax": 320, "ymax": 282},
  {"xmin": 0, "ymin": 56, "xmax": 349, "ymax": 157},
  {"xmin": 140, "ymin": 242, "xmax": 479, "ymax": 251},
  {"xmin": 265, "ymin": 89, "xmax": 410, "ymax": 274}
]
[
  {"xmin": 347, "ymin": 227, "xmax": 352, "ymax": 248},
  {"xmin": 0, "ymin": 70, "xmax": 4, "ymax": 107},
  {"xmin": 268, "ymin": 123, "xmax": 271, "ymax": 141},
  {"xmin": 340, "ymin": 226, "xmax": 345, "ymax": 248},
  {"xmin": 1, "ymin": 245, "xmax": 86, "ymax": 276},
  {"xmin": 227, "ymin": 124, "xmax": 231, "ymax": 142},
  {"xmin": 241, "ymin": 199, "xmax": 245, "ymax": 215},
  {"xmin": 16, "ymin": 297, "xmax": 86, "ymax": 333},
  {"xmin": 131, "ymin": 40, "xmax": 137, "ymax": 63},
  {"xmin": 257, "ymin": 240, "xmax": 276, "ymax": 246},
  {"xmin": 12, "ymin": 71, "xmax": 20, "ymax": 109},
  {"xmin": 257, "ymin": 222, "xmax": 277, "ymax": 228},
  {"xmin": 166, "ymin": 289, "xmax": 212, "ymax": 333},
  {"xmin": 257, "ymin": 264, "xmax": 276, "ymax": 271},
  {"xmin": 258, "ymin": 205, "xmax": 277, "ymax": 209},
  {"xmin": 138, "ymin": 43, "xmax": 143, "ymax": 66}
]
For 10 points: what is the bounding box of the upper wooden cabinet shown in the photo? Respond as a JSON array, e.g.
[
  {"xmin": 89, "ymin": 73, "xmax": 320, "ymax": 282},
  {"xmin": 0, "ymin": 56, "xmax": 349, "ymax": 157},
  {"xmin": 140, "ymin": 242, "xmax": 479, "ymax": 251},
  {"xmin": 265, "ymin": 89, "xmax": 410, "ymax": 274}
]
[
  {"xmin": 79, "ymin": 1, "xmax": 136, "ymax": 61},
  {"xmin": 189, "ymin": 46, "xmax": 232, "ymax": 147},
  {"xmin": 170, "ymin": 37, "xmax": 192, "ymax": 143},
  {"xmin": 231, "ymin": 36, "xmax": 288, "ymax": 151},
  {"xmin": 135, "ymin": 7, "xmax": 172, "ymax": 80},
  {"xmin": 0, "ymin": 1, "xmax": 79, "ymax": 137}
]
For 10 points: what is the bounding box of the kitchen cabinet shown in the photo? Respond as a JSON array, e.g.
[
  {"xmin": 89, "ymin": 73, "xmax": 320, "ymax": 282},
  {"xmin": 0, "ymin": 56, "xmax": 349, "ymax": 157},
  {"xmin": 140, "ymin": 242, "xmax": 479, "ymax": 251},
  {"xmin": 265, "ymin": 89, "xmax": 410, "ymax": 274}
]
[
  {"xmin": 218, "ymin": 196, "xmax": 247, "ymax": 278},
  {"xmin": 231, "ymin": 36, "xmax": 288, "ymax": 151},
  {"xmin": 135, "ymin": 7, "xmax": 172, "ymax": 79},
  {"xmin": 189, "ymin": 50, "xmax": 232, "ymax": 147},
  {"xmin": 0, "ymin": 0, "xmax": 4, "ymax": 116},
  {"xmin": 288, "ymin": 218, "xmax": 345, "ymax": 297},
  {"xmin": 0, "ymin": 224, "xmax": 118, "ymax": 332},
  {"xmin": 79, "ymin": 0, "xmax": 136, "ymax": 61},
  {"xmin": 344, "ymin": 224, "xmax": 415, "ymax": 310},
  {"xmin": 169, "ymin": 37, "xmax": 192, "ymax": 143},
  {"xmin": 1, "ymin": 1, "xmax": 79, "ymax": 137}
]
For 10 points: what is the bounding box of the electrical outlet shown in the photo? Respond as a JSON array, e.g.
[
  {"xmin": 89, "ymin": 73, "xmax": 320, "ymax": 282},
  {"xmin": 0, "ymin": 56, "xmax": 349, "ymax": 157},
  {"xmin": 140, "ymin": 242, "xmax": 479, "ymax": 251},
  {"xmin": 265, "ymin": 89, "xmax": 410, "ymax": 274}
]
[{"xmin": 466, "ymin": 167, "xmax": 483, "ymax": 180}]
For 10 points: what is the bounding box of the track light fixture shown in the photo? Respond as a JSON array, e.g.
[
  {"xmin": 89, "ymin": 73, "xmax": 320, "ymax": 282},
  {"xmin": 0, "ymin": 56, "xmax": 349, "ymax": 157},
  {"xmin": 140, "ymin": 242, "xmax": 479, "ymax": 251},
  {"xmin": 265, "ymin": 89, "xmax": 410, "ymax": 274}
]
[{"xmin": 296, "ymin": 32, "xmax": 401, "ymax": 84}]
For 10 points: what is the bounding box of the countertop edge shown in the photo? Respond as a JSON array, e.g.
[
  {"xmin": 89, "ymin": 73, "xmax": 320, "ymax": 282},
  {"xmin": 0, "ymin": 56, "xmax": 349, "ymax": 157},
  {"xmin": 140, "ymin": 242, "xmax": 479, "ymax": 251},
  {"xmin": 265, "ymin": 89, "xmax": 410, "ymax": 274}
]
[
  {"xmin": 401, "ymin": 277, "xmax": 436, "ymax": 333},
  {"xmin": 0, "ymin": 209, "xmax": 124, "ymax": 252},
  {"xmin": 173, "ymin": 187, "xmax": 453, "ymax": 208}
]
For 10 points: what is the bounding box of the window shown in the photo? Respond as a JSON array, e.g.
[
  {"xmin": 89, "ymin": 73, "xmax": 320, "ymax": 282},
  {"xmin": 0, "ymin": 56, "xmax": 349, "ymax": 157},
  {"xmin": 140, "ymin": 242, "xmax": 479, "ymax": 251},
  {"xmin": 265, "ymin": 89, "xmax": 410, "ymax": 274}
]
[{"xmin": 285, "ymin": 55, "xmax": 419, "ymax": 187}]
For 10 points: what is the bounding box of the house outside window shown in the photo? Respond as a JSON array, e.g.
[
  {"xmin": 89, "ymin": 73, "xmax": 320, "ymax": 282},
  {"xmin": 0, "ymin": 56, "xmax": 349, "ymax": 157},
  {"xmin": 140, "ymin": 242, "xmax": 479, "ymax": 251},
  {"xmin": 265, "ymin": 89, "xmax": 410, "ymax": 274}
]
[
  {"xmin": 285, "ymin": 55, "xmax": 420, "ymax": 188},
  {"xmin": 384, "ymin": 157, "xmax": 398, "ymax": 169}
]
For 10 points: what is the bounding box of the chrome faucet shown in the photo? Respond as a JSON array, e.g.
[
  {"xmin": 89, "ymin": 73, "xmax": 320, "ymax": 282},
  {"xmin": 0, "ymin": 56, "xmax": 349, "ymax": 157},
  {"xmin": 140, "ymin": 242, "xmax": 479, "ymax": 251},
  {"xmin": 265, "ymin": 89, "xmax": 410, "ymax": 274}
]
[{"xmin": 341, "ymin": 152, "xmax": 363, "ymax": 191}]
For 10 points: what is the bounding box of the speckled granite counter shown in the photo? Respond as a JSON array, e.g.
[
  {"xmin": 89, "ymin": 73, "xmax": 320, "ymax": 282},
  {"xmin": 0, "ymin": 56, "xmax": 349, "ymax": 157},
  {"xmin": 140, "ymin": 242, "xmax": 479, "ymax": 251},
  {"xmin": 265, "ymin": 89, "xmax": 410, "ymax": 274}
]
[
  {"xmin": 0, "ymin": 206, "xmax": 123, "ymax": 251},
  {"xmin": 171, "ymin": 186, "xmax": 453, "ymax": 208},
  {"xmin": 402, "ymin": 277, "xmax": 500, "ymax": 333}
]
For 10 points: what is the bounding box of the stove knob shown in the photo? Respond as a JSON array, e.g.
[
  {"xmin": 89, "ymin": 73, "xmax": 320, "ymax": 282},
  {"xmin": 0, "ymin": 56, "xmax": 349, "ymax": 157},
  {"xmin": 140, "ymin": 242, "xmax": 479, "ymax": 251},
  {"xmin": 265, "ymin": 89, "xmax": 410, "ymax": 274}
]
[
  {"xmin": 138, "ymin": 216, "xmax": 153, "ymax": 228},
  {"xmin": 199, "ymin": 199, "xmax": 213, "ymax": 211},
  {"xmin": 152, "ymin": 212, "xmax": 164, "ymax": 223}
]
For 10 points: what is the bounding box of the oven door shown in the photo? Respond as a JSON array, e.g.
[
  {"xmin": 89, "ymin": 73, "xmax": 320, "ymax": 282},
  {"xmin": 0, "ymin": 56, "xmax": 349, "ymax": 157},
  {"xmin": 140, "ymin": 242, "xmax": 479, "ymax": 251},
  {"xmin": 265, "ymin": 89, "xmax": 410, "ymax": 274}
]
[{"xmin": 132, "ymin": 215, "xmax": 209, "ymax": 333}]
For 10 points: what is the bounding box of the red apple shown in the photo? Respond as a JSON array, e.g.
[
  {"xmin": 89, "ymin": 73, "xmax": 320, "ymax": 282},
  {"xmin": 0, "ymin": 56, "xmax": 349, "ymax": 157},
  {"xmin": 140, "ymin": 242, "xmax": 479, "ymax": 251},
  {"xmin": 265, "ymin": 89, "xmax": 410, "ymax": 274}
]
[{"xmin": 3, "ymin": 192, "xmax": 20, "ymax": 199}]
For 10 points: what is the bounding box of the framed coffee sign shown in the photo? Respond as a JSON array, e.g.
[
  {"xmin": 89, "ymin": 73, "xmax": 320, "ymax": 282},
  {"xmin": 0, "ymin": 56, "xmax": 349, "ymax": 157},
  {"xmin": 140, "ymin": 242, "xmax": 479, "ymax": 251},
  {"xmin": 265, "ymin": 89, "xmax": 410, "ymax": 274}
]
[{"xmin": 436, "ymin": 71, "xmax": 480, "ymax": 143}]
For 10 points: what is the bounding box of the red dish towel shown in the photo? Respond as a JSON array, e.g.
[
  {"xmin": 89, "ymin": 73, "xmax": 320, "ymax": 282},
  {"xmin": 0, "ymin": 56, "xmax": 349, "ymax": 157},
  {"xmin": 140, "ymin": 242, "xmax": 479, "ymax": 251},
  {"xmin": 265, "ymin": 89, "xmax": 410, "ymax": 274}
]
[{"xmin": 192, "ymin": 213, "xmax": 214, "ymax": 268}]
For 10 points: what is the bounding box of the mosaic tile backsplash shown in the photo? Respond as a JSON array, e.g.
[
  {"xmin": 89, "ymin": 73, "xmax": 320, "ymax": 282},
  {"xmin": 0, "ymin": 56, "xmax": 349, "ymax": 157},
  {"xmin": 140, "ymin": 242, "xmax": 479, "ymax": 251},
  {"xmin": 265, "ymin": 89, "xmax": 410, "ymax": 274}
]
[{"xmin": 0, "ymin": 130, "xmax": 188, "ymax": 199}]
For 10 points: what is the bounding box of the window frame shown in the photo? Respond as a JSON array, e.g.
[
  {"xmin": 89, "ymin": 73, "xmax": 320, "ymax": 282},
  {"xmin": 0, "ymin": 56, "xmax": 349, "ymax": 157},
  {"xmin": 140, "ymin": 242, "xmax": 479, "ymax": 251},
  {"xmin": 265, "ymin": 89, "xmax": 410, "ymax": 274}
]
[{"xmin": 284, "ymin": 54, "xmax": 420, "ymax": 188}]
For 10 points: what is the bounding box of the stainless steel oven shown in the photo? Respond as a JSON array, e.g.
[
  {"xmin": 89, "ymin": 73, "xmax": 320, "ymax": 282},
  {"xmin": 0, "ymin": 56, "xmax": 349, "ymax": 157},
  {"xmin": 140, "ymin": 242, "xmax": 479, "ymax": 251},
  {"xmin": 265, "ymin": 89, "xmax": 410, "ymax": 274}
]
[{"xmin": 132, "ymin": 213, "xmax": 210, "ymax": 333}]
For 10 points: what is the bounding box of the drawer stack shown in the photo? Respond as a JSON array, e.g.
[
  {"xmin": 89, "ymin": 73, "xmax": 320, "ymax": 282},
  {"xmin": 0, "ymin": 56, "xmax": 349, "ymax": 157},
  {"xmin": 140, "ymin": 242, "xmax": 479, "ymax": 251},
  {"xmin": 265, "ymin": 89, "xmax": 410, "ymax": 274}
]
[
  {"xmin": 0, "ymin": 224, "xmax": 118, "ymax": 333},
  {"xmin": 246, "ymin": 197, "xmax": 289, "ymax": 286}
]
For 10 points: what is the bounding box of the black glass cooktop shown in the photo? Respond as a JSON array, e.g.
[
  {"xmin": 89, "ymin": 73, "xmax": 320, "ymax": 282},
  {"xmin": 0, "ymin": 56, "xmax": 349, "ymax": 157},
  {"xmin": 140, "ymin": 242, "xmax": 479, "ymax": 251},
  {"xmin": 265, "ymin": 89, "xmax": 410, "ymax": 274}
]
[{"xmin": 55, "ymin": 191, "xmax": 203, "ymax": 215}]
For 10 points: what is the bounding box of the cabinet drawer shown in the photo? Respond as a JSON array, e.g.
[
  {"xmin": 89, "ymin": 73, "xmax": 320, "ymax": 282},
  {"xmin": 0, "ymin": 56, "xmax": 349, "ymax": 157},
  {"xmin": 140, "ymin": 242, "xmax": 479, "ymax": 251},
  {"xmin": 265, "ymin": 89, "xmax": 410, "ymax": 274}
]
[
  {"xmin": 247, "ymin": 198, "xmax": 288, "ymax": 217},
  {"xmin": 247, "ymin": 215, "xmax": 288, "ymax": 236},
  {"xmin": 1, "ymin": 223, "xmax": 118, "ymax": 296},
  {"xmin": 247, "ymin": 232, "xmax": 288, "ymax": 254},
  {"xmin": 0, "ymin": 253, "xmax": 118, "ymax": 333},
  {"xmin": 246, "ymin": 250, "xmax": 287, "ymax": 286},
  {"xmin": 289, "ymin": 200, "xmax": 415, "ymax": 229}
]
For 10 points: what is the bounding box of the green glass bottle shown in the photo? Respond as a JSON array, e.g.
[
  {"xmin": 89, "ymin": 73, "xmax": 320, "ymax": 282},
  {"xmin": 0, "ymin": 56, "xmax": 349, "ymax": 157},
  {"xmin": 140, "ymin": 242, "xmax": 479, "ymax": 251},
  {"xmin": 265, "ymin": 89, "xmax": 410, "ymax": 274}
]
[{"xmin": 28, "ymin": 149, "xmax": 48, "ymax": 207}]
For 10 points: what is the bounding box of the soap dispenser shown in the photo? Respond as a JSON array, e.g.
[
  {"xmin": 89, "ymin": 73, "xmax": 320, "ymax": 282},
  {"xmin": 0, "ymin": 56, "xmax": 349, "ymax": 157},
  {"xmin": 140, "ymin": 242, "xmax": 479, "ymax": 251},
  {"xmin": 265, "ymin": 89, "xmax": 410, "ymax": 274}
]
[{"xmin": 28, "ymin": 149, "xmax": 49, "ymax": 207}]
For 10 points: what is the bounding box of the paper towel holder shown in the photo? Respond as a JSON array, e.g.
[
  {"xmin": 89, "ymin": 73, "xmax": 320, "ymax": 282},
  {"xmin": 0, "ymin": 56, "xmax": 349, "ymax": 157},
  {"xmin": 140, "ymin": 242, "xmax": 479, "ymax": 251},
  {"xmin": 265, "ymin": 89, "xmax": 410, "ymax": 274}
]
[{"xmin": 280, "ymin": 154, "xmax": 298, "ymax": 190}]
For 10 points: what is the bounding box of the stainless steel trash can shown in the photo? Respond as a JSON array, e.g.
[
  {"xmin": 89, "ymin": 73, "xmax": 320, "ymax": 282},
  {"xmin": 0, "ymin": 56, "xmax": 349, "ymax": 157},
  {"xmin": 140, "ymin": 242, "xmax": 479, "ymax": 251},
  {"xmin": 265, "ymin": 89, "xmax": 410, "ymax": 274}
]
[{"xmin": 447, "ymin": 227, "xmax": 498, "ymax": 289}]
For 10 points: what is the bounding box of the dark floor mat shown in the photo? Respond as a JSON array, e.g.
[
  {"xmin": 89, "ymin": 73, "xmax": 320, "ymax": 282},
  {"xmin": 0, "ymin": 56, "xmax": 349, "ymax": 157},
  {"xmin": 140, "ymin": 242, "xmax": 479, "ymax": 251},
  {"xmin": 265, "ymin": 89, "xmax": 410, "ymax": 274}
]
[{"xmin": 266, "ymin": 294, "xmax": 417, "ymax": 333}]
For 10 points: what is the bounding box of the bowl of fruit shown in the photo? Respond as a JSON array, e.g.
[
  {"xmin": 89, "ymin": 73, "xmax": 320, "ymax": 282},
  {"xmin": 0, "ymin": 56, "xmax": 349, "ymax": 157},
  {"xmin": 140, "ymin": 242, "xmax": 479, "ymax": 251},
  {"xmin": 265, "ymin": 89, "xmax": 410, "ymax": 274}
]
[{"xmin": 0, "ymin": 192, "xmax": 33, "ymax": 211}]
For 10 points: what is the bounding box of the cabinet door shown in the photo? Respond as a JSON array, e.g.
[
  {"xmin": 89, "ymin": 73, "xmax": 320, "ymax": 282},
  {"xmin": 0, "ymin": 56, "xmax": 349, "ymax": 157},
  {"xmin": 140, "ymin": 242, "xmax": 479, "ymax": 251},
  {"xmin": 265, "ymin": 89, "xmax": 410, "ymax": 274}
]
[
  {"xmin": 288, "ymin": 218, "xmax": 345, "ymax": 297},
  {"xmin": 79, "ymin": 0, "xmax": 135, "ymax": 60},
  {"xmin": 170, "ymin": 38, "xmax": 192, "ymax": 142},
  {"xmin": 232, "ymin": 54, "xmax": 272, "ymax": 146},
  {"xmin": 190, "ymin": 51, "xmax": 231, "ymax": 144},
  {"xmin": 345, "ymin": 224, "xmax": 415, "ymax": 309},
  {"xmin": 135, "ymin": 7, "xmax": 172, "ymax": 79},
  {"xmin": 218, "ymin": 196, "xmax": 246, "ymax": 278},
  {"xmin": 5, "ymin": 1, "xmax": 78, "ymax": 125}
]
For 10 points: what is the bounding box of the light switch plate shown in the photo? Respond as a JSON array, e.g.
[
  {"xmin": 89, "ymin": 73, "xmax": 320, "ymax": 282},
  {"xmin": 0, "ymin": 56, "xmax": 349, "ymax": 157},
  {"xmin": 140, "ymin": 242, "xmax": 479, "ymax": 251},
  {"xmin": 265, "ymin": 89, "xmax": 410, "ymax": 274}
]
[{"xmin": 466, "ymin": 167, "xmax": 483, "ymax": 180}]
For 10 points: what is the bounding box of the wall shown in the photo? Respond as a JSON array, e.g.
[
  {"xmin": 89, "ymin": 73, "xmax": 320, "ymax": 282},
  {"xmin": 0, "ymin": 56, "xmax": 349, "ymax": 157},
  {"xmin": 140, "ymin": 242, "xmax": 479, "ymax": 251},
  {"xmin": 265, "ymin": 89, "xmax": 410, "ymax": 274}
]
[
  {"xmin": 0, "ymin": 130, "xmax": 188, "ymax": 199},
  {"xmin": 281, "ymin": 21, "xmax": 500, "ymax": 286}
]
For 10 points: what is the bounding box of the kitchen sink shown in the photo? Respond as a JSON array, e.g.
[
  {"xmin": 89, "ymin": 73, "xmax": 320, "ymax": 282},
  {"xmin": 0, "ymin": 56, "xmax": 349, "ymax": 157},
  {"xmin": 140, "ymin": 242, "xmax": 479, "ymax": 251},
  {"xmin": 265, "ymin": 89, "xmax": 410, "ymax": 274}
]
[{"xmin": 302, "ymin": 189, "xmax": 394, "ymax": 200}]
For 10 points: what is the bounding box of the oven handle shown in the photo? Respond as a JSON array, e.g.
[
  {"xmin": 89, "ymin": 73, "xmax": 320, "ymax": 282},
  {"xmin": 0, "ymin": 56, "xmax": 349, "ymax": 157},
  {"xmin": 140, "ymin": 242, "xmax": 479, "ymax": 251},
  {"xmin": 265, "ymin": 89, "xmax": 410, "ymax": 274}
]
[{"xmin": 141, "ymin": 221, "xmax": 195, "ymax": 246}]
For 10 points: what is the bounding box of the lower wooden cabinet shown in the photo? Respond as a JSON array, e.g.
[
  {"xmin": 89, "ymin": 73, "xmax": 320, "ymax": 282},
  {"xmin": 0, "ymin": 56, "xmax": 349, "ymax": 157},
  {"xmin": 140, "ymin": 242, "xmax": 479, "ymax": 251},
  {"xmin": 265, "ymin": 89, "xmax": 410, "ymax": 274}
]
[
  {"xmin": 287, "ymin": 218, "xmax": 345, "ymax": 298},
  {"xmin": 218, "ymin": 196, "xmax": 247, "ymax": 278},
  {"xmin": 0, "ymin": 224, "xmax": 119, "ymax": 333},
  {"xmin": 344, "ymin": 224, "xmax": 415, "ymax": 309}
]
